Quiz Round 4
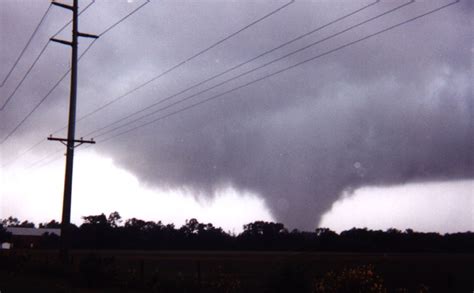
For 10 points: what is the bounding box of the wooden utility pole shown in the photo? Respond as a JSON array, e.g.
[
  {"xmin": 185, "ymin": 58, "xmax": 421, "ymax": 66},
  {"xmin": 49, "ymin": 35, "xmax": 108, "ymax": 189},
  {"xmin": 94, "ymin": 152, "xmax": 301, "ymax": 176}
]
[{"xmin": 49, "ymin": 0, "xmax": 97, "ymax": 262}]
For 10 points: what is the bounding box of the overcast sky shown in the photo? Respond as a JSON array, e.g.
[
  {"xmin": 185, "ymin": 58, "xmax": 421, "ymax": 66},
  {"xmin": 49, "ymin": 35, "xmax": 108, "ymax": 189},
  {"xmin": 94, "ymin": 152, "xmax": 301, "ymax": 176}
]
[{"xmin": 0, "ymin": 0, "xmax": 472, "ymax": 233}]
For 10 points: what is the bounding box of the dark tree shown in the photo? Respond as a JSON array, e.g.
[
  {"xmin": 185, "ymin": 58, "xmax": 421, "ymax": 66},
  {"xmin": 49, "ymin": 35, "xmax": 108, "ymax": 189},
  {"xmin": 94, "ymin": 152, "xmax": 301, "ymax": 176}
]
[
  {"xmin": 82, "ymin": 214, "xmax": 108, "ymax": 226},
  {"xmin": 6, "ymin": 212, "xmax": 471, "ymax": 252},
  {"xmin": 39, "ymin": 220, "xmax": 61, "ymax": 228},
  {"xmin": 107, "ymin": 211, "xmax": 122, "ymax": 228},
  {"xmin": 1, "ymin": 216, "xmax": 20, "ymax": 227}
]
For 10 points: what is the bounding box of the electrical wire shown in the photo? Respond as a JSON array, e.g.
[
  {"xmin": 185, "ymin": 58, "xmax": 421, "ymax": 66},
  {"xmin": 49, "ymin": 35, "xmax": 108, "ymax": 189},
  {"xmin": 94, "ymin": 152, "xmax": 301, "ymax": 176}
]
[
  {"xmin": 60, "ymin": 0, "xmax": 378, "ymax": 136},
  {"xmin": 1, "ymin": 138, "xmax": 45, "ymax": 168},
  {"xmin": 51, "ymin": 0, "xmax": 96, "ymax": 39},
  {"xmin": 6, "ymin": 0, "xmax": 294, "ymax": 169},
  {"xmin": 0, "ymin": 0, "xmax": 148, "ymax": 147},
  {"xmin": 50, "ymin": 0, "xmax": 295, "ymax": 136},
  {"xmin": 25, "ymin": 149, "xmax": 63, "ymax": 170},
  {"xmin": 6, "ymin": 0, "xmax": 457, "ymax": 168},
  {"xmin": 86, "ymin": 0, "xmax": 412, "ymax": 139},
  {"xmin": 0, "ymin": 42, "xmax": 51, "ymax": 111},
  {"xmin": 99, "ymin": 0, "xmax": 150, "ymax": 37},
  {"xmin": 97, "ymin": 0, "xmax": 459, "ymax": 144},
  {"xmin": 0, "ymin": 4, "xmax": 52, "ymax": 88},
  {"xmin": 1, "ymin": 0, "xmax": 295, "ymax": 168},
  {"xmin": 15, "ymin": 0, "xmax": 142, "ymax": 170},
  {"xmin": 0, "ymin": 0, "xmax": 96, "ymax": 110},
  {"xmin": 0, "ymin": 41, "xmax": 97, "ymax": 146},
  {"xmin": 2, "ymin": 0, "xmax": 97, "ymax": 167}
]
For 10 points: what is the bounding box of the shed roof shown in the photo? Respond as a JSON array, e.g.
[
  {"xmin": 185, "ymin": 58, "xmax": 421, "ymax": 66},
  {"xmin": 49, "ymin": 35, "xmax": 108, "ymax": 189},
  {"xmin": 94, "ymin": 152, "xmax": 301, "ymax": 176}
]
[{"xmin": 6, "ymin": 227, "xmax": 61, "ymax": 236}]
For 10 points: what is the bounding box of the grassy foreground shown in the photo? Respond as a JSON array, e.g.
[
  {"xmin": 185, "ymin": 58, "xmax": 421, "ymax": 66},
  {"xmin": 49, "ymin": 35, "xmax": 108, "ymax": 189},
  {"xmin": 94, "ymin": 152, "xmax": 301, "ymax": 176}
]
[{"xmin": 0, "ymin": 250, "xmax": 472, "ymax": 292}]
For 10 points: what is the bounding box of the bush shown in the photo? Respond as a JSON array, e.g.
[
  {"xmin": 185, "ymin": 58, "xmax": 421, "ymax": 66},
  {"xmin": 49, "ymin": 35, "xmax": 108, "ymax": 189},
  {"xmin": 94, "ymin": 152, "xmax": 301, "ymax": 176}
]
[{"xmin": 313, "ymin": 265, "xmax": 386, "ymax": 293}]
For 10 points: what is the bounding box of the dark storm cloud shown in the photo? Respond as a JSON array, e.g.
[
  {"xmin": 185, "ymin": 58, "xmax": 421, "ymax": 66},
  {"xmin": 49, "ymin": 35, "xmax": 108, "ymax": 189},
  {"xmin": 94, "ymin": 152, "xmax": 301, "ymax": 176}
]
[{"xmin": 1, "ymin": 0, "xmax": 472, "ymax": 229}]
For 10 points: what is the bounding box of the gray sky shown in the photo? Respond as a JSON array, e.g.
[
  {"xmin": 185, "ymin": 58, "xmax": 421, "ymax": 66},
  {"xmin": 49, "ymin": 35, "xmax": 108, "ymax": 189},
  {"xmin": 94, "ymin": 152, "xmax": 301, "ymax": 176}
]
[{"xmin": 0, "ymin": 0, "xmax": 472, "ymax": 231}]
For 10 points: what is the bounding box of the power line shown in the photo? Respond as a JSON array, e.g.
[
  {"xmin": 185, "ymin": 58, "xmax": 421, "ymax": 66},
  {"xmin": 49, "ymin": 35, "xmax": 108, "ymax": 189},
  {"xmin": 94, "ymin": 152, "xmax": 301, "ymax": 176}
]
[
  {"xmin": 10, "ymin": 0, "xmax": 117, "ymax": 169},
  {"xmin": 1, "ymin": 0, "xmax": 311, "ymax": 169},
  {"xmin": 86, "ymin": 0, "xmax": 411, "ymax": 139},
  {"xmin": 98, "ymin": 0, "xmax": 459, "ymax": 144},
  {"xmin": 51, "ymin": 0, "xmax": 96, "ymax": 39},
  {"xmin": 0, "ymin": 0, "xmax": 148, "ymax": 146},
  {"xmin": 182, "ymin": 0, "xmax": 295, "ymax": 63},
  {"xmin": 61, "ymin": 0, "xmax": 377, "ymax": 137},
  {"xmin": 99, "ymin": 0, "xmax": 150, "ymax": 37},
  {"xmin": 0, "ymin": 4, "xmax": 52, "ymax": 88},
  {"xmin": 25, "ymin": 148, "xmax": 63, "ymax": 170},
  {"xmin": 51, "ymin": 0, "xmax": 295, "ymax": 136},
  {"xmin": 7, "ymin": 0, "xmax": 293, "ymax": 168},
  {"xmin": 1, "ymin": 138, "xmax": 45, "ymax": 168},
  {"xmin": 6, "ymin": 0, "xmax": 296, "ymax": 172},
  {"xmin": 6, "ymin": 0, "xmax": 456, "ymax": 168},
  {"xmin": 176, "ymin": 0, "xmax": 379, "ymax": 100},
  {"xmin": 0, "ymin": 41, "xmax": 96, "ymax": 145},
  {"xmin": 0, "ymin": 42, "xmax": 51, "ymax": 111},
  {"xmin": 0, "ymin": 0, "xmax": 96, "ymax": 110}
]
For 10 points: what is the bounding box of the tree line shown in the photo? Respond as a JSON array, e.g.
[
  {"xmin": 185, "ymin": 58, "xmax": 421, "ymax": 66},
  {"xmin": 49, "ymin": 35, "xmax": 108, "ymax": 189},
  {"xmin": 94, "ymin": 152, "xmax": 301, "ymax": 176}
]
[{"xmin": 1, "ymin": 212, "xmax": 472, "ymax": 252}]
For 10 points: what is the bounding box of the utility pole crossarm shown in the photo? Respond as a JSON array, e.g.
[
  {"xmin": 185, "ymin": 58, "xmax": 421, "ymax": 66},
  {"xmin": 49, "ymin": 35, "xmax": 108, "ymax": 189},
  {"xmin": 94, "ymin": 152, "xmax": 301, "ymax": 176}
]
[
  {"xmin": 78, "ymin": 32, "xmax": 99, "ymax": 39},
  {"xmin": 51, "ymin": 1, "xmax": 73, "ymax": 10},
  {"xmin": 48, "ymin": 135, "xmax": 95, "ymax": 147},
  {"xmin": 51, "ymin": 38, "xmax": 73, "ymax": 46}
]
